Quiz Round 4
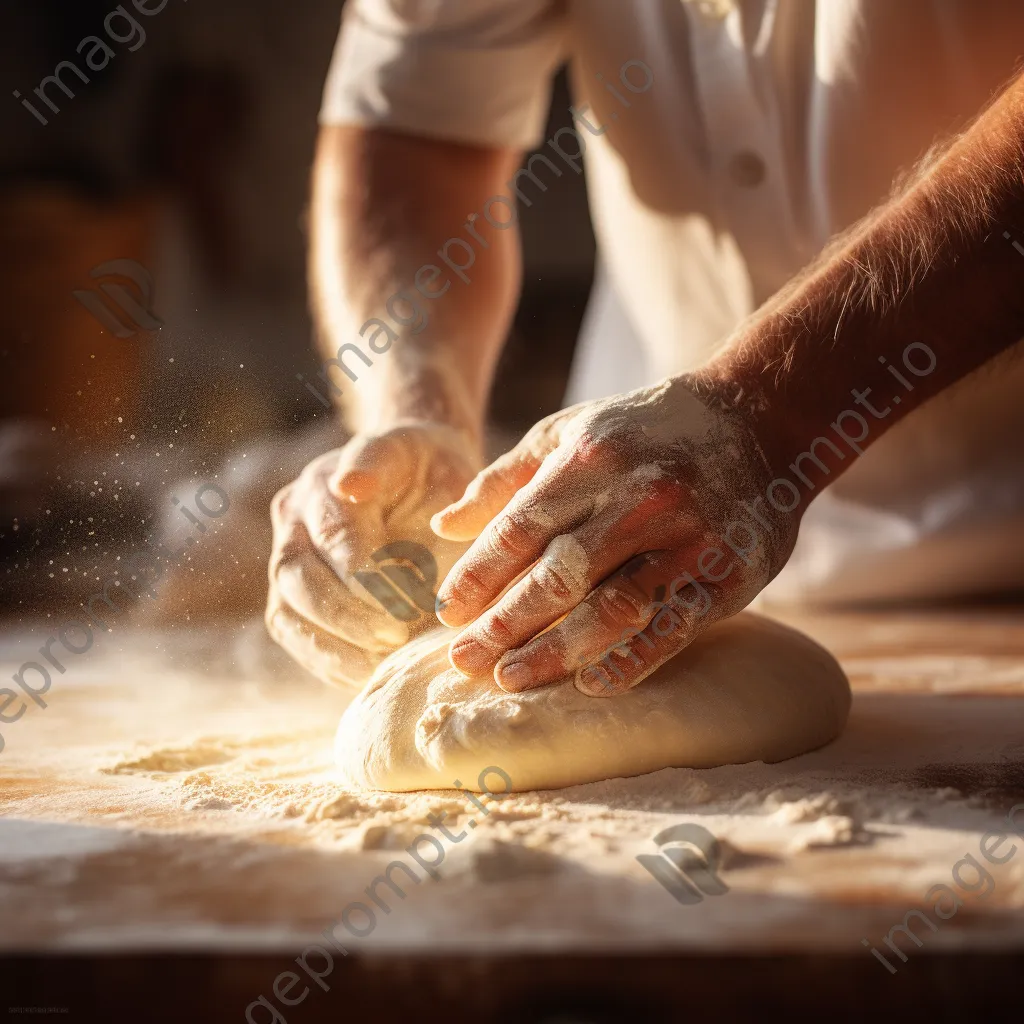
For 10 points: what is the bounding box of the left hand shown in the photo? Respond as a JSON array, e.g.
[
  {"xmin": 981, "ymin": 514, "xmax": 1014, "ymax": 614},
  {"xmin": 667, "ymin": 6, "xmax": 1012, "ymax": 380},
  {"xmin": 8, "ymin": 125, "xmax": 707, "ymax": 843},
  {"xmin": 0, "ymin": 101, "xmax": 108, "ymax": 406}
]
[
  {"xmin": 431, "ymin": 377, "xmax": 800, "ymax": 696},
  {"xmin": 266, "ymin": 421, "xmax": 478, "ymax": 688}
]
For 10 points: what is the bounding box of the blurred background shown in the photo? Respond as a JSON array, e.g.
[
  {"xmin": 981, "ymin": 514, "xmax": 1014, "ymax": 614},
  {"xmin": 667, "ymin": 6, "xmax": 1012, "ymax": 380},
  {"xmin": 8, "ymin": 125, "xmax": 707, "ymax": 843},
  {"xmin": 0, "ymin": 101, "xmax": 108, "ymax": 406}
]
[
  {"xmin": 0, "ymin": 0, "xmax": 594, "ymax": 620},
  {"xmin": 4, "ymin": 11, "xmax": 1024, "ymax": 1020}
]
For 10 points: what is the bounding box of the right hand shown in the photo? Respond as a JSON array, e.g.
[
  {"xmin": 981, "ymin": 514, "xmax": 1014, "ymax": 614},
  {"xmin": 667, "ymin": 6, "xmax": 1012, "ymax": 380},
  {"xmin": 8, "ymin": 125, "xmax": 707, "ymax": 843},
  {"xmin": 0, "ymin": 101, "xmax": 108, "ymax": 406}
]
[
  {"xmin": 266, "ymin": 421, "xmax": 479, "ymax": 688},
  {"xmin": 432, "ymin": 378, "xmax": 798, "ymax": 697}
]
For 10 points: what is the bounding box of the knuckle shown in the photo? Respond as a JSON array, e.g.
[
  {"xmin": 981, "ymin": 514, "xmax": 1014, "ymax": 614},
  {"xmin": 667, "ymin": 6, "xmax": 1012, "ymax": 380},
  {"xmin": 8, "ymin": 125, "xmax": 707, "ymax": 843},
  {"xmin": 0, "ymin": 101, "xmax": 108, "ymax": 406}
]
[
  {"xmin": 573, "ymin": 424, "xmax": 609, "ymax": 466},
  {"xmin": 533, "ymin": 559, "xmax": 580, "ymax": 601},
  {"xmin": 643, "ymin": 476, "xmax": 686, "ymax": 511},
  {"xmin": 571, "ymin": 417, "xmax": 631, "ymax": 471},
  {"xmin": 474, "ymin": 609, "xmax": 519, "ymax": 650},
  {"xmin": 594, "ymin": 582, "xmax": 649, "ymax": 631},
  {"xmin": 487, "ymin": 513, "xmax": 534, "ymax": 559},
  {"xmin": 532, "ymin": 535, "xmax": 590, "ymax": 601},
  {"xmin": 644, "ymin": 549, "xmax": 682, "ymax": 578},
  {"xmin": 452, "ymin": 565, "xmax": 491, "ymax": 605}
]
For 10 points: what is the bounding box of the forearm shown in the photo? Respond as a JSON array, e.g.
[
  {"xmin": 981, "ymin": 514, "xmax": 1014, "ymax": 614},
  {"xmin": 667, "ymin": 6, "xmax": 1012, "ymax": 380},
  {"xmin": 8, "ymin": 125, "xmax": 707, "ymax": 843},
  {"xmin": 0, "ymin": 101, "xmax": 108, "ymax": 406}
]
[
  {"xmin": 309, "ymin": 126, "xmax": 523, "ymax": 445},
  {"xmin": 706, "ymin": 71, "xmax": 1024, "ymax": 483}
]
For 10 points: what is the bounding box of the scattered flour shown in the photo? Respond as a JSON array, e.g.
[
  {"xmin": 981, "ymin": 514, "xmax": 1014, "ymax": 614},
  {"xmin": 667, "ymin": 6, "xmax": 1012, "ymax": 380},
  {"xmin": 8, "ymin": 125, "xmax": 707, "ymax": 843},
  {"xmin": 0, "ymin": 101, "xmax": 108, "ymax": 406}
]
[
  {"xmin": 788, "ymin": 815, "xmax": 859, "ymax": 852},
  {"xmin": 2, "ymin": 614, "xmax": 1023, "ymax": 953}
]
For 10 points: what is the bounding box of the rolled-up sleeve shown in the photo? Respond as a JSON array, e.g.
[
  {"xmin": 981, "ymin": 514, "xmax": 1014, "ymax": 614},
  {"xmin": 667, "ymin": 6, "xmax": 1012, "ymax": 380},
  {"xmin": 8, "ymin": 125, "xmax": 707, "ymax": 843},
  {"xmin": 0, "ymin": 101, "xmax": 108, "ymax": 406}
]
[{"xmin": 319, "ymin": 0, "xmax": 566, "ymax": 149}]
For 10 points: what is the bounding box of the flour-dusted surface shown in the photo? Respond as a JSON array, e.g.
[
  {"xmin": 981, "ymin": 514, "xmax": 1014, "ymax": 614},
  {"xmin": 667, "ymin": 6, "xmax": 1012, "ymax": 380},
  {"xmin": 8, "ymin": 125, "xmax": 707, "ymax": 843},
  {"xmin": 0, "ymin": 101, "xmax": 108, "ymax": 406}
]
[{"xmin": 0, "ymin": 610, "xmax": 1023, "ymax": 954}]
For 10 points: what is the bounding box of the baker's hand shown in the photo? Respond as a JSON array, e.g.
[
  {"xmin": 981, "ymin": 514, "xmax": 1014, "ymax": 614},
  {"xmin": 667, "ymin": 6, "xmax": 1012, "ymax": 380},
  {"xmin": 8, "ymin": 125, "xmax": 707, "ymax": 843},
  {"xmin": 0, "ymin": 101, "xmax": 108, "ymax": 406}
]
[
  {"xmin": 267, "ymin": 422, "xmax": 479, "ymax": 688},
  {"xmin": 431, "ymin": 378, "xmax": 799, "ymax": 696}
]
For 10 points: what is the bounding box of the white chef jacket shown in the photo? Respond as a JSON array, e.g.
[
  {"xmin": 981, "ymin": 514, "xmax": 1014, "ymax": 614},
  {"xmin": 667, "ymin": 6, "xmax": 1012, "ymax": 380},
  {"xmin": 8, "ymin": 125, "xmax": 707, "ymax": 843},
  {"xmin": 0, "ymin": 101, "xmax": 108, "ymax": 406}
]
[{"xmin": 321, "ymin": 0, "xmax": 1024, "ymax": 604}]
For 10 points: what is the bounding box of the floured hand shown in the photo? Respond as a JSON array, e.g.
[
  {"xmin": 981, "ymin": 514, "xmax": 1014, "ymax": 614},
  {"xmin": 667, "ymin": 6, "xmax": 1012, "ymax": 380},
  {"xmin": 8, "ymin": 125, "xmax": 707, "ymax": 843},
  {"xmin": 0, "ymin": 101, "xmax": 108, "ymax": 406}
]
[
  {"xmin": 431, "ymin": 377, "xmax": 799, "ymax": 697},
  {"xmin": 267, "ymin": 421, "xmax": 479, "ymax": 688}
]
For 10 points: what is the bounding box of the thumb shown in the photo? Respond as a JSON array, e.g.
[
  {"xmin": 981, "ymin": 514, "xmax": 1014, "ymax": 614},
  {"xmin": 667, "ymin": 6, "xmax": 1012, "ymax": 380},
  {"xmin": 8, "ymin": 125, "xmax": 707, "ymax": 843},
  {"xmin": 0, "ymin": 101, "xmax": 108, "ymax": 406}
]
[
  {"xmin": 430, "ymin": 447, "xmax": 542, "ymax": 541},
  {"xmin": 330, "ymin": 434, "xmax": 414, "ymax": 503}
]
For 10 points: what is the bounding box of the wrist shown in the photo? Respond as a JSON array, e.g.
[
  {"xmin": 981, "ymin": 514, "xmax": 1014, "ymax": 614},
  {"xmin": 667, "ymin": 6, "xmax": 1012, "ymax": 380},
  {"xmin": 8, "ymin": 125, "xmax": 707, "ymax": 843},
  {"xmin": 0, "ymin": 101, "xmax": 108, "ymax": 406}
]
[
  {"xmin": 359, "ymin": 401, "xmax": 482, "ymax": 453},
  {"xmin": 352, "ymin": 357, "xmax": 484, "ymax": 449},
  {"xmin": 695, "ymin": 351, "xmax": 809, "ymax": 480},
  {"xmin": 382, "ymin": 416, "xmax": 483, "ymax": 464}
]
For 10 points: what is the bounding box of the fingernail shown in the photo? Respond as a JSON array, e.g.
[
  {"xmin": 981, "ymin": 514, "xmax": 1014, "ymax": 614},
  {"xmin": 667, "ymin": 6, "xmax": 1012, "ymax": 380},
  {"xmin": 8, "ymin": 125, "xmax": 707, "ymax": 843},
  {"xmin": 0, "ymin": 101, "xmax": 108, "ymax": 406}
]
[
  {"xmin": 496, "ymin": 661, "xmax": 533, "ymax": 691},
  {"xmin": 436, "ymin": 591, "xmax": 457, "ymax": 623},
  {"xmin": 440, "ymin": 607, "xmax": 472, "ymax": 628}
]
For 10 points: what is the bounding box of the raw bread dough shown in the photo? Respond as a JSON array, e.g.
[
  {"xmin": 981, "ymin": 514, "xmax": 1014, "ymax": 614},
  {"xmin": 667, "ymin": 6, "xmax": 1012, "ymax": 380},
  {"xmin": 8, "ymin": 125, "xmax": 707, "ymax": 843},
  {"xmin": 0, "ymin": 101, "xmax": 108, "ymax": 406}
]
[{"xmin": 334, "ymin": 612, "xmax": 851, "ymax": 792}]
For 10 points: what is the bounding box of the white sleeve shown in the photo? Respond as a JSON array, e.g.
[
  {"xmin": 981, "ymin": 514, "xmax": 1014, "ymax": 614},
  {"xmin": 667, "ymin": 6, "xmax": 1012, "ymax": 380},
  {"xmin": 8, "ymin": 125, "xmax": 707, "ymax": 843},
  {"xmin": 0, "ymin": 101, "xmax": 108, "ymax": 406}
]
[{"xmin": 319, "ymin": 0, "xmax": 566, "ymax": 150}]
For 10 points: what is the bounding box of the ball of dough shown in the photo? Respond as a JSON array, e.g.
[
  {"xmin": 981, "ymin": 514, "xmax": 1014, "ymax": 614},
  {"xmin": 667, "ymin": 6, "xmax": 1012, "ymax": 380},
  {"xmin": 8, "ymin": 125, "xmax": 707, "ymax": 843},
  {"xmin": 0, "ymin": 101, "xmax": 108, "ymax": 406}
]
[{"xmin": 334, "ymin": 612, "xmax": 851, "ymax": 793}]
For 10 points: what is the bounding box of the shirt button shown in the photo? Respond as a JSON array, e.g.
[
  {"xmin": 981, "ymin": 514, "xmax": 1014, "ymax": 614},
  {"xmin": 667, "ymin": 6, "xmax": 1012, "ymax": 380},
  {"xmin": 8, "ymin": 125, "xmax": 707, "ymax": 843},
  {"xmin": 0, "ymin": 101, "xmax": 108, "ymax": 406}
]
[
  {"xmin": 728, "ymin": 150, "xmax": 767, "ymax": 188},
  {"xmin": 692, "ymin": 0, "xmax": 734, "ymax": 19}
]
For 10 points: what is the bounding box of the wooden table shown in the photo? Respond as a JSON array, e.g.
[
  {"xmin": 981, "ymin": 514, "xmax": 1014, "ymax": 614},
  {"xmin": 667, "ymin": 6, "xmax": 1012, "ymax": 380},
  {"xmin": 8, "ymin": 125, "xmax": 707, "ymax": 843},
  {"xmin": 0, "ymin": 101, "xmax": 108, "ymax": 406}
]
[{"xmin": 1, "ymin": 608, "xmax": 1023, "ymax": 1021}]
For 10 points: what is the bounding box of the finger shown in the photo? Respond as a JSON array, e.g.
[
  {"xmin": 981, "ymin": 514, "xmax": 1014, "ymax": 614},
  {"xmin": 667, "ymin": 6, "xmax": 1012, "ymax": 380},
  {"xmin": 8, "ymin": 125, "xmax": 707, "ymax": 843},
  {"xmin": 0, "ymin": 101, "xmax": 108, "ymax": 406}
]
[
  {"xmin": 330, "ymin": 434, "xmax": 412, "ymax": 504},
  {"xmin": 273, "ymin": 532, "xmax": 409, "ymax": 650},
  {"xmin": 430, "ymin": 446, "xmax": 544, "ymax": 542},
  {"xmin": 489, "ymin": 551, "xmax": 676, "ymax": 690},
  {"xmin": 448, "ymin": 516, "xmax": 644, "ymax": 677},
  {"xmin": 434, "ymin": 453, "xmax": 587, "ymax": 628},
  {"xmin": 494, "ymin": 552, "xmax": 737, "ymax": 694},
  {"xmin": 453, "ymin": 478, "xmax": 697, "ymax": 676},
  {"xmin": 437, "ymin": 462, "xmax": 688, "ymax": 631},
  {"xmin": 264, "ymin": 598, "xmax": 380, "ymax": 689},
  {"xmin": 293, "ymin": 458, "xmax": 390, "ymax": 576},
  {"xmin": 270, "ymin": 483, "xmax": 402, "ymax": 647},
  {"xmin": 574, "ymin": 575, "xmax": 744, "ymax": 697}
]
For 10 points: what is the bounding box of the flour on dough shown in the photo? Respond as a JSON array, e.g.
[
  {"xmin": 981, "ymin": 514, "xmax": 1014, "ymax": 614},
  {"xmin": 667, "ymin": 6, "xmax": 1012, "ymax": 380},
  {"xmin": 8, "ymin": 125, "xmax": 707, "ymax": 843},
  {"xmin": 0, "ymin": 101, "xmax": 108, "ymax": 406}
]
[{"xmin": 334, "ymin": 613, "xmax": 851, "ymax": 793}]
